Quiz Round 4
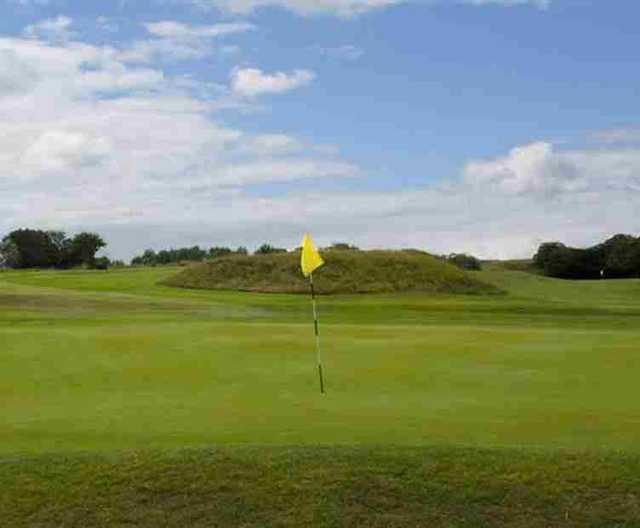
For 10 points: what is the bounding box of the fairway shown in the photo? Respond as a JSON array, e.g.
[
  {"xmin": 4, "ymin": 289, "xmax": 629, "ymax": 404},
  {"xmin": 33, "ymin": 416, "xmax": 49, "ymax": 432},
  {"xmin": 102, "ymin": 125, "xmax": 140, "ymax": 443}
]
[{"xmin": 2, "ymin": 266, "xmax": 640, "ymax": 454}]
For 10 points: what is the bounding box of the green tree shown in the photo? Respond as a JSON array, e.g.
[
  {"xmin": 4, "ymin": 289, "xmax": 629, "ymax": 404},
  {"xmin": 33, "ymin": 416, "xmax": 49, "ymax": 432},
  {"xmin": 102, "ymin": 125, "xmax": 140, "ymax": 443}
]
[
  {"xmin": 255, "ymin": 244, "xmax": 287, "ymax": 255},
  {"xmin": 328, "ymin": 242, "xmax": 359, "ymax": 251},
  {"xmin": 68, "ymin": 233, "xmax": 107, "ymax": 268},
  {"xmin": 132, "ymin": 249, "xmax": 158, "ymax": 266},
  {"xmin": 603, "ymin": 235, "xmax": 640, "ymax": 278},
  {"xmin": 209, "ymin": 246, "xmax": 233, "ymax": 259},
  {"xmin": 0, "ymin": 239, "xmax": 20, "ymax": 268},
  {"xmin": 2, "ymin": 229, "xmax": 59, "ymax": 268},
  {"xmin": 93, "ymin": 256, "xmax": 111, "ymax": 270},
  {"xmin": 447, "ymin": 253, "xmax": 482, "ymax": 271}
]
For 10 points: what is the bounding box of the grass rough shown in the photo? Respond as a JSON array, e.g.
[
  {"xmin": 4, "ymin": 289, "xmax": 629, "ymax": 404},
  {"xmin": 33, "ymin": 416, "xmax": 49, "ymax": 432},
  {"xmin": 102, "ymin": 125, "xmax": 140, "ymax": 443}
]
[{"xmin": 2, "ymin": 446, "xmax": 639, "ymax": 527}]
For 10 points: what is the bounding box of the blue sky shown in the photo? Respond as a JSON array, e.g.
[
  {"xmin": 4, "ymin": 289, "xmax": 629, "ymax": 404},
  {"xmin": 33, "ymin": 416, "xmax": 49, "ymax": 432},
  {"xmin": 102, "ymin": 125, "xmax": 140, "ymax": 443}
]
[{"xmin": 1, "ymin": 0, "xmax": 639, "ymax": 259}]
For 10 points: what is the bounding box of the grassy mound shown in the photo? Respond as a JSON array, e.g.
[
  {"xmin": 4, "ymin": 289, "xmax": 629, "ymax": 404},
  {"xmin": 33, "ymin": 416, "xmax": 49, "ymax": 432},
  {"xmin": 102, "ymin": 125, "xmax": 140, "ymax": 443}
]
[{"xmin": 163, "ymin": 250, "xmax": 498, "ymax": 295}]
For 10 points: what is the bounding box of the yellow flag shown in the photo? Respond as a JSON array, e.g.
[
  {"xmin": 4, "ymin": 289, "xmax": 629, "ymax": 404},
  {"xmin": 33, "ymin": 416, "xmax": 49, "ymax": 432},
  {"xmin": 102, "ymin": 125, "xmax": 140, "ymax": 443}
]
[{"xmin": 301, "ymin": 233, "xmax": 324, "ymax": 277}]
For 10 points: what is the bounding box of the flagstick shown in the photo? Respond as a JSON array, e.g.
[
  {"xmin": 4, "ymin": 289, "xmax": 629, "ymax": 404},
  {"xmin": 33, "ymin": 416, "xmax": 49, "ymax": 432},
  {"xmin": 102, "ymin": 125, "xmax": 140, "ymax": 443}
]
[{"xmin": 309, "ymin": 273, "xmax": 325, "ymax": 394}]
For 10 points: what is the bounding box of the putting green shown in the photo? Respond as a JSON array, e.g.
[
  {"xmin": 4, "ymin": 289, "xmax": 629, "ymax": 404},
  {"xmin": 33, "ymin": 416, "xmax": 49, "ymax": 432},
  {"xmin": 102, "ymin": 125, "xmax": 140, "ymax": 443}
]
[{"xmin": 1, "ymin": 266, "xmax": 639, "ymax": 454}]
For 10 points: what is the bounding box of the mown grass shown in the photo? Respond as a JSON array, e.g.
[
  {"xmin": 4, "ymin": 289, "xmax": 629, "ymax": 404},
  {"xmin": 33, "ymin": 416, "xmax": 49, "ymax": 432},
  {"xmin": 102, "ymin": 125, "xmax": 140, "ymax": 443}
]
[
  {"xmin": 163, "ymin": 250, "xmax": 498, "ymax": 294},
  {"xmin": 1, "ymin": 266, "xmax": 640, "ymax": 525}
]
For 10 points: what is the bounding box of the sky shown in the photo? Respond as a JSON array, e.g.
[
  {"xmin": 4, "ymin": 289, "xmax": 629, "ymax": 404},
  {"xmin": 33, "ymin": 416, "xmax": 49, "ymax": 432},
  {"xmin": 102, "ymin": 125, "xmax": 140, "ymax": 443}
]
[{"xmin": 1, "ymin": 0, "xmax": 639, "ymax": 260}]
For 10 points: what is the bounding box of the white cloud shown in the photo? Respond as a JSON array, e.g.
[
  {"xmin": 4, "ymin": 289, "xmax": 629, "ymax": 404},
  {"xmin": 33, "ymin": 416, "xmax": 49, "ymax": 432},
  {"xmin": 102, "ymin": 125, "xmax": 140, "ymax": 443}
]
[
  {"xmin": 214, "ymin": 159, "xmax": 357, "ymax": 185},
  {"xmin": 21, "ymin": 130, "xmax": 112, "ymax": 176},
  {"xmin": 7, "ymin": 0, "xmax": 51, "ymax": 6},
  {"xmin": 119, "ymin": 20, "xmax": 254, "ymax": 63},
  {"xmin": 231, "ymin": 68, "xmax": 315, "ymax": 97},
  {"xmin": 465, "ymin": 141, "xmax": 640, "ymax": 196},
  {"xmin": 4, "ymin": 16, "xmax": 639, "ymax": 263},
  {"xmin": 464, "ymin": 142, "xmax": 580, "ymax": 196},
  {"xmin": 464, "ymin": 0, "xmax": 550, "ymax": 9},
  {"xmin": 145, "ymin": 20, "xmax": 254, "ymax": 39},
  {"xmin": 0, "ymin": 32, "xmax": 358, "ymax": 255},
  {"xmin": 186, "ymin": 0, "xmax": 550, "ymax": 16},
  {"xmin": 24, "ymin": 16, "xmax": 75, "ymax": 41},
  {"xmin": 0, "ymin": 36, "xmax": 164, "ymax": 98},
  {"xmin": 190, "ymin": 0, "xmax": 402, "ymax": 16},
  {"xmin": 5, "ymin": 0, "xmax": 552, "ymax": 17},
  {"xmin": 247, "ymin": 134, "xmax": 303, "ymax": 155}
]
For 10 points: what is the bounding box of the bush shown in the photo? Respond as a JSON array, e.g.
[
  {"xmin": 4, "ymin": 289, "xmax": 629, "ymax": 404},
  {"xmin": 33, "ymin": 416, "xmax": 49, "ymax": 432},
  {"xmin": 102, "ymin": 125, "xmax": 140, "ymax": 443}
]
[
  {"xmin": 93, "ymin": 257, "xmax": 110, "ymax": 270},
  {"xmin": 447, "ymin": 253, "xmax": 482, "ymax": 271},
  {"xmin": 255, "ymin": 244, "xmax": 287, "ymax": 255},
  {"xmin": 327, "ymin": 242, "xmax": 359, "ymax": 251}
]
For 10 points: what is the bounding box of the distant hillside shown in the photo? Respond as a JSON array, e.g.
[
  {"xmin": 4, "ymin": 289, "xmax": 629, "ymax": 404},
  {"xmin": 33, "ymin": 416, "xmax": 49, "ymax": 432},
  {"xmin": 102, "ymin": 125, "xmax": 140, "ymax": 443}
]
[
  {"xmin": 484, "ymin": 259, "xmax": 540, "ymax": 273},
  {"xmin": 163, "ymin": 250, "xmax": 499, "ymax": 295}
]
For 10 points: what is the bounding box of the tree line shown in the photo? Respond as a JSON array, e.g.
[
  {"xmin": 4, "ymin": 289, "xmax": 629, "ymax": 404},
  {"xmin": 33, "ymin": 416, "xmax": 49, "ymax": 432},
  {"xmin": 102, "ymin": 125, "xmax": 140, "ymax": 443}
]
[
  {"xmin": 0, "ymin": 229, "xmax": 109, "ymax": 269},
  {"xmin": 534, "ymin": 234, "xmax": 640, "ymax": 279},
  {"xmin": 131, "ymin": 246, "xmax": 250, "ymax": 266},
  {"xmin": 14, "ymin": 227, "xmax": 636, "ymax": 280},
  {"xmin": 130, "ymin": 242, "xmax": 365, "ymax": 266}
]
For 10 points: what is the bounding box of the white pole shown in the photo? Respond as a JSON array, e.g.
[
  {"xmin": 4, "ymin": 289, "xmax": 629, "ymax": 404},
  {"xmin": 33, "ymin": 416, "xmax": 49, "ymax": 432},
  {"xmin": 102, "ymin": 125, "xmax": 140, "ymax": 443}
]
[{"xmin": 309, "ymin": 273, "xmax": 325, "ymax": 394}]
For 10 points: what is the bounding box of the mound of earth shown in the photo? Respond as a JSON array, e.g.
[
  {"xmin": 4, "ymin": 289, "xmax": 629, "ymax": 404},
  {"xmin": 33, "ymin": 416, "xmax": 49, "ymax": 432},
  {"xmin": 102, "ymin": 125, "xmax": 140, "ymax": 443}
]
[{"xmin": 163, "ymin": 250, "xmax": 499, "ymax": 295}]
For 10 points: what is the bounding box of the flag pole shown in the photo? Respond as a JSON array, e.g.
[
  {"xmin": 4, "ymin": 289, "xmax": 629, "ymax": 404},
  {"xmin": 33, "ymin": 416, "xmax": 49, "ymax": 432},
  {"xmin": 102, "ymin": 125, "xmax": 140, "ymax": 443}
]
[{"xmin": 309, "ymin": 273, "xmax": 325, "ymax": 394}]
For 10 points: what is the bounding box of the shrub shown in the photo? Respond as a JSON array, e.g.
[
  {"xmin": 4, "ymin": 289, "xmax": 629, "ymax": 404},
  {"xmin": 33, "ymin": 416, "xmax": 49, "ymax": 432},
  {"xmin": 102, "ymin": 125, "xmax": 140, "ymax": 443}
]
[
  {"xmin": 255, "ymin": 244, "xmax": 287, "ymax": 255},
  {"xmin": 447, "ymin": 253, "xmax": 482, "ymax": 271}
]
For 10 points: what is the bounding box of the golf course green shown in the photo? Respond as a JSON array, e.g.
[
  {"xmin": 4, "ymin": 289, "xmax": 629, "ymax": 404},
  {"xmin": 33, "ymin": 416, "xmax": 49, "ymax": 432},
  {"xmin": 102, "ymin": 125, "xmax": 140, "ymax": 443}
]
[{"xmin": 2, "ymin": 265, "xmax": 639, "ymax": 526}]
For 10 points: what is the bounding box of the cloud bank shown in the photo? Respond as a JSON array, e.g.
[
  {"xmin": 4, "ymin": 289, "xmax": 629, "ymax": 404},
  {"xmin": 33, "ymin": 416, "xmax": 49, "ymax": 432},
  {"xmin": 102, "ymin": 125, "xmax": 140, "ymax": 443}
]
[{"xmin": 2, "ymin": 15, "xmax": 639, "ymax": 262}]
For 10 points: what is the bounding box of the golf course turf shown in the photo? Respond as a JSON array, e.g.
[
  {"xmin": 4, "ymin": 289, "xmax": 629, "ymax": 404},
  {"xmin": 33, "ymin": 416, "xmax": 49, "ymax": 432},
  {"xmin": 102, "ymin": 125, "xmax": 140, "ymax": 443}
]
[{"xmin": 1, "ymin": 265, "xmax": 640, "ymax": 526}]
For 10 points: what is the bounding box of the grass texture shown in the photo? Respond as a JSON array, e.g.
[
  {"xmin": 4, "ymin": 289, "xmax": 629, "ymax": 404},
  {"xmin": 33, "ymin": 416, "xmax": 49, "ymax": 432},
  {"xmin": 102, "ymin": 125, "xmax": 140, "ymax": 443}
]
[{"xmin": 1, "ymin": 265, "xmax": 640, "ymax": 525}]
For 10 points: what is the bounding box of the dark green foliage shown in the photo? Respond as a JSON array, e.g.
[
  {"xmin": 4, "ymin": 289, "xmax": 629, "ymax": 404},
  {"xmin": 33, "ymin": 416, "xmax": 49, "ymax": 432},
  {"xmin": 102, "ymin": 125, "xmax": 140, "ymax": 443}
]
[
  {"xmin": 534, "ymin": 234, "xmax": 640, "ymax": 279},
  {"xmin": 534, "ymin": 242, "xmax": 590, "ymax": 279},
  {"xmin": 0, "ymin": 229, "xmax": 106, "ymax": 269},
  {"xmin": 255, "ymin": 243, "xmax": 288, "ymax": 255},
  {"xmin": 1, "ymin": 229, "xmax": 59, "ymax": 268},
  {"xmin": 2, "ymin": 446, "xmax": 639, "ymax": 527},
  {"xmin": 209, "ymin": 246, "xmax": 249, "ymax": 258},
  {"xmin": 209, "ymin": 246, "xmax": 233, "ymax": 259},
  {"xmin": 132, "ymin": 246, "xmax": 248, "ymax": 266},
  {"xmin": 164, "ymin": 250, "xmax": 498, "ymax": 294},
  {"xmin": 131, "ymin": 247, "xmax": 208, "ymax": 266},
  {"xmin": 601, "ymin": 234, "xmax": 640, "ymax": 278},
  {"xmin": 0, "ymin": 238, "xmax": 20, "ymax": 268},
  {"xmin": 93, "ymin": 256, "xmax": 111, "ymax": 270},
  {"xmin": 132, "ymin": 249, "xmax": 160, "ymax": 266},
  {"xmin": 447, "ymin": 253, "xmax": 482, "ymax": 271},
  {"xmin": 327, "ymin": 242, "xmax": 360, "ymax": 251},
  {"xmin": 68, "ymin": 233, "xmax": 106, "ymax": 268}
]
